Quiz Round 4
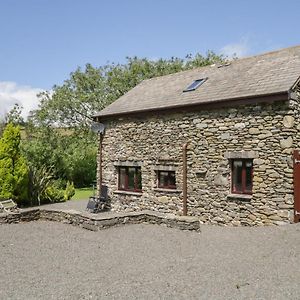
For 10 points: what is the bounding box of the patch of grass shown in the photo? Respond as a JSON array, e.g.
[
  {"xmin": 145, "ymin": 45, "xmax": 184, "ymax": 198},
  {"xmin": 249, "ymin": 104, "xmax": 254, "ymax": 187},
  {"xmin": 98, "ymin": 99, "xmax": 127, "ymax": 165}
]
[{"xmin": 72, "ymin": 187, "xmax": 95, "ymax": 200}]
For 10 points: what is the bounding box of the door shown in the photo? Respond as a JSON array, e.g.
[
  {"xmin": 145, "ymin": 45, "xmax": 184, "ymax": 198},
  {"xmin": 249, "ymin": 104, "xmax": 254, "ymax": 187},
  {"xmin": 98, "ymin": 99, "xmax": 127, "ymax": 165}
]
[{"xmin": 293, "ymin": 150, "xmax": 300, "ymax": 223}]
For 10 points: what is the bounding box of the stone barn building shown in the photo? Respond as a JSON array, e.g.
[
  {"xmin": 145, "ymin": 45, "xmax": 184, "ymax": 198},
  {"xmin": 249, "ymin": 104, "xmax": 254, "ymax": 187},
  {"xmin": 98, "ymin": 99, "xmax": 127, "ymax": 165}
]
[{"xmin": 93, "ymin": 45, "xmax": 300, "ymax": 226}]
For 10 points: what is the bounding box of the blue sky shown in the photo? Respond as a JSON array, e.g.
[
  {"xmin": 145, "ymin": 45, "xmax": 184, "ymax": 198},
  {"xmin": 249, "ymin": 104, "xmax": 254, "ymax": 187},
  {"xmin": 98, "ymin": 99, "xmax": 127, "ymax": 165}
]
[{"xmin": 0, "ymin": 0, "xmax": 299, "ymax": 117}]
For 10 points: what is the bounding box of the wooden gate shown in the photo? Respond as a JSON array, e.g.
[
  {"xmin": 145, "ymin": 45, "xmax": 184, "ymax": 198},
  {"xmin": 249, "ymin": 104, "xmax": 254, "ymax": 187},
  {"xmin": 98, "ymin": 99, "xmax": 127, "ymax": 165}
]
[{"xmin": 293, "ymin": 150, "xmax": 300, "ymax": 223}]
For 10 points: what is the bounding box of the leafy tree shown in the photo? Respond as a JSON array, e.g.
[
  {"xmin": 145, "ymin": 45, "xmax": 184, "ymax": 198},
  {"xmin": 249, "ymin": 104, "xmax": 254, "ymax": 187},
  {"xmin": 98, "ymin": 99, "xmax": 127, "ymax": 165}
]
[
  {"xmin": 22, "ymin": 126, "xmax": 97, "ymax": 187},
  {"xmin": 5, "ymin": 104, "xmax": 25, "ymax": 125},
  {"xmin": 30, "ymin": 64, "xmax": 107, "ymax": 130},
  {"xmin": 0, "ymin": 123, "xmax": 29, "ymax": 205}
]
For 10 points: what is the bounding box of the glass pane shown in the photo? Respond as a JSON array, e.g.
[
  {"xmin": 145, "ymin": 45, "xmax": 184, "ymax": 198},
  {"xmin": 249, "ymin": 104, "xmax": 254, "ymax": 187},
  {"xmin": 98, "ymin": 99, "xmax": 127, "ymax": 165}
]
[
  {"xmin": 136, "ymin": 168, "xmax": 142, "ymax": 190},
  {"xmin": 119, "ymin": 168, "xmax": 126, "ymax": 189},
  {"xmin": 128, "ymin": 167, "xmax": 135, "ymax": 190},
  {"xmin": 184, "ymin": 79, "xmax": 205, "ymax": 91},
  {"xmin": 232, "ymin": 160, "xmax": 243, "ymax": 192},
  {"xmin": 245, "ymin": 161, "xmax": 253, "ymax": 192},
  {"xmin": 169, "ymin": 172, "xmax": 176, "ymax": 187},
  {"xmin": 159, "ymin": 171, "xmax": 168, "ymax": 187}
]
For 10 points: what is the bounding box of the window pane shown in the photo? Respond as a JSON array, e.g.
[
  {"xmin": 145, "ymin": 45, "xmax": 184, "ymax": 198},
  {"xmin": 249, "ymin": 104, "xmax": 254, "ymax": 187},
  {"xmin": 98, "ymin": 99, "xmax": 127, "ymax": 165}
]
[
  {"xmin": 169, "ymin": 172, "xmax": 176, "ymax": 187},
  {"xmin": 136, "ymin": 168, "xmax": 142, "ymax": 190},
  {"xmin": 158, "ymin": 171, "xmax": 176, "ymax": 188},
  {"xmin": 128, "ymin": 167, "xmax": 135, "ymax": 190},
  {"xmin": 233, "ymin": 160, "xmax": 243, "ymax": 192},
  {"xmin": 245, "ymin": 161, "xmax": 253, "ymax": 192},
  {"xmin": 119, "ymin": 168, "xmax": 126, "ymax": 189},
  {"xmin": 159, "ymin": 171, "xmax": 168, "ymax": 187}
]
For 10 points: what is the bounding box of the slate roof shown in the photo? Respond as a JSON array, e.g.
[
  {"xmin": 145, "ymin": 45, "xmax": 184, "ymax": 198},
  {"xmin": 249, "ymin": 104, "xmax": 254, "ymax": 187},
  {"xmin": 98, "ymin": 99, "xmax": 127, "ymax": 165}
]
[{"xmin": 95, "ymin": 45, "xmax": 300, "ymax": 118}]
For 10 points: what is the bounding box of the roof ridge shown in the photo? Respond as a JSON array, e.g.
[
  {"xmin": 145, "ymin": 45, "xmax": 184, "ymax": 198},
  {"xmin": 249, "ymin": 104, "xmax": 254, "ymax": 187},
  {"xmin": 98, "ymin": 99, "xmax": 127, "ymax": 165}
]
[
  {"xmin": 141, "ymin": 44, "xmax": 300, "ymax": 84},
  {"xmin": 230, "ymin": 44, "xmax": 300, "ymax": 62}
]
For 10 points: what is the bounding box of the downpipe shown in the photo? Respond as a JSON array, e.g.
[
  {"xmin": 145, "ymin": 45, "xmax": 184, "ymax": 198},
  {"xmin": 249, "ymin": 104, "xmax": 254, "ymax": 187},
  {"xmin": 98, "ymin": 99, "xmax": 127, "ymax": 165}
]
[{"xmin": 182, "ymin": 142, "xmax": 189, "ymax": 216}]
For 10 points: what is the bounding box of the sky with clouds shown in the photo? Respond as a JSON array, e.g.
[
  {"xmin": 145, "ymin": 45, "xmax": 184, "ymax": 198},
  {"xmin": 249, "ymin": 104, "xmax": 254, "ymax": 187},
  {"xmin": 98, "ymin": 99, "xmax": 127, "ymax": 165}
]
[{"xmin": 0, "ymin": 0, "xmax": 299, "ymax": 118}]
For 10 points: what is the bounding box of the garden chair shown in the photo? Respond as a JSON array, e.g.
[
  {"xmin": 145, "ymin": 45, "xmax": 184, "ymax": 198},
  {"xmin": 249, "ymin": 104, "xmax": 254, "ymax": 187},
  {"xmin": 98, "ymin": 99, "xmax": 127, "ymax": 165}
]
[
  {"xmin": 0, "ymin": 199, "xmax": 19, "ymax": 213},
  {"xmin": 86, "ymin": 185, "xmax": 108, "ymax": 213}
]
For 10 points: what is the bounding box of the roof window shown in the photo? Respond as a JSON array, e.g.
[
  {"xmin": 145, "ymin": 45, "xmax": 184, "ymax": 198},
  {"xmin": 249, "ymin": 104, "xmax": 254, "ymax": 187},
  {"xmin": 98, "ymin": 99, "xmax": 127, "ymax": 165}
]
[{"xmin": 183, "ymin": 78, "xmax": 207, "ymax": 92}]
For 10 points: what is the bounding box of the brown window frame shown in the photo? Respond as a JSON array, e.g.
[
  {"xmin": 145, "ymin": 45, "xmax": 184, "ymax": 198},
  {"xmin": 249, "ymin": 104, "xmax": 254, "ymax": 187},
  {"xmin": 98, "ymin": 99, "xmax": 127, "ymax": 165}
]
[
  {"xmin": 231, "ymin": 159, "xmax": 253, "ymax": 195},
  {"xmin": 118, "ymin": 166, "xmax": 142, "ymax": 192},
  {"xmin": 157, "ymin": 170, "xmax": 176, "ymax": 189}
]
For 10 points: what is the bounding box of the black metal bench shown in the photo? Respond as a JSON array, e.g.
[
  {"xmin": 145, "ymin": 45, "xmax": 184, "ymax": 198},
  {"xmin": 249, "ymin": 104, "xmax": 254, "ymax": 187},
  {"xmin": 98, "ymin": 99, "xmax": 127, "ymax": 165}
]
[{"xmin": 86, "ymin": 185, "xmax": 108, "ymax": 213}]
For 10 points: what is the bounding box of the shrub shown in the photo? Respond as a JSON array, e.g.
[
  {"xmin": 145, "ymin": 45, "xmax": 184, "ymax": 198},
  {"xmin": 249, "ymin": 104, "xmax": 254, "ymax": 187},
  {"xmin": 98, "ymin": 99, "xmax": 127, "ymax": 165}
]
[
  {"xmin": 64, "ymin": 181, "xmax": 75, "ymax": 201},
  {"xmin": 0, "ymin": 123, "xmax": 29, "ymax": 205},
  {"xmin": 44, "ymin": 183, "xmax": 65, "ymax": 203},
  {"xmin": 28, "ymin": 165, "xmax": 53, "ymax": 206}
]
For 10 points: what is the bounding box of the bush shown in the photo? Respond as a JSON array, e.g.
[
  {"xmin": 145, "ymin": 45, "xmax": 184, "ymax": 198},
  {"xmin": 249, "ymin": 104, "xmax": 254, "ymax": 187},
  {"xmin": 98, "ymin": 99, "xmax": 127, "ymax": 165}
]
[
  {"xmin": 64, "ymin": 181, "xmax": 75, "ymax": 201},
  {"xmin": 28, "ymin": 165, "xmax": 53, "ymax": 206},
  {"xmin": 44, "ymin": 183, "xmax": 65, "ymax": 203}
]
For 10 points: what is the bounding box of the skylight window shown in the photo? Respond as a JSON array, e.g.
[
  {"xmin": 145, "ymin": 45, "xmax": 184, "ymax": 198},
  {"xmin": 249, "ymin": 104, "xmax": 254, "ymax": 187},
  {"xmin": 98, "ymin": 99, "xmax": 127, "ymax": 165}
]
[{"xmin": 183, "ymin": 78, "xmax": 207, "ymax": 92}]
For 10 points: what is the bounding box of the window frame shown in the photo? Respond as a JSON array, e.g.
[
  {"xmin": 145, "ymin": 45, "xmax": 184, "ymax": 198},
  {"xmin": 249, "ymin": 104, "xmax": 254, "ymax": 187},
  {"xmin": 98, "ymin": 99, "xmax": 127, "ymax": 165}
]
[
  {"xmin": 231, "ymin": 159, "xmax": 253, "ymax": 195},
  {"xmin": 118, "ymin": 166, "xmax": 142, "ymax": 192},
  {"xmin": 157, "ymin": 170, "xmax": 176, "ymax": 190},
  {"xmin": 183, "ymin": 77, "xmax": 207, "ymax": 92}
]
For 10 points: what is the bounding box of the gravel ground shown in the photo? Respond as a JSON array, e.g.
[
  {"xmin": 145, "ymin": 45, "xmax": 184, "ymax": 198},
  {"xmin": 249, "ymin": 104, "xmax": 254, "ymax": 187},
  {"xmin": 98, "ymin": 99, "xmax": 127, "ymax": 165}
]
[{"xmin": 0, "ymin": 221, "xmax": 300, "ymax": 300}]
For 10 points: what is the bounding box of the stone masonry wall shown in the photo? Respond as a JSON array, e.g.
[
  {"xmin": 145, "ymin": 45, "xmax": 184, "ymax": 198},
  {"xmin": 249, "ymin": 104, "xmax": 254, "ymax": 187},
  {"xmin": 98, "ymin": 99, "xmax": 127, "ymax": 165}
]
[{"xmin": 100, "ymin": 99, "xmax": 299, "ymax": 226}]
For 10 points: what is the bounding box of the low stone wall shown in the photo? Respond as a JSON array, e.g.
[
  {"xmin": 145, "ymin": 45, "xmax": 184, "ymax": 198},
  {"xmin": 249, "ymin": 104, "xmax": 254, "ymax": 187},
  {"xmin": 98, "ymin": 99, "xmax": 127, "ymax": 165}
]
[
  {"xmin": 0, "ymin": 209, "xmax": 40, "ymax": 224},
  {"xmin": 0, "ymin": 209, "xmax": 201, "ymax": 232}
]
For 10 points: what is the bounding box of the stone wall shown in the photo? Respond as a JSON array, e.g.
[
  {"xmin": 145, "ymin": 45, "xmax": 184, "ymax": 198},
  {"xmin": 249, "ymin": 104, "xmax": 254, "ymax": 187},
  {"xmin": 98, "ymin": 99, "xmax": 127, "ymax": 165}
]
[
  {"xmin": 100, "ymin": 98, "xmax": 300, "ymax": 226},
  {"xmin": 0, "ymin": 209, "xmax": 201, "ymax": 231}
]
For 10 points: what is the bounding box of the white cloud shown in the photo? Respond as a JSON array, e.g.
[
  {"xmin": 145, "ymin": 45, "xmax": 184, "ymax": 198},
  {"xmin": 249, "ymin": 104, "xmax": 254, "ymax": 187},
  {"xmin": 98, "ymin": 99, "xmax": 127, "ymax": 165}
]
[
  {"xmin": 0, "ymin": 81, "xmax": 43, "ymax": 120},
  {"xmin": 220, "ymin": 38, "xmax": 250, "ymax": 59}
]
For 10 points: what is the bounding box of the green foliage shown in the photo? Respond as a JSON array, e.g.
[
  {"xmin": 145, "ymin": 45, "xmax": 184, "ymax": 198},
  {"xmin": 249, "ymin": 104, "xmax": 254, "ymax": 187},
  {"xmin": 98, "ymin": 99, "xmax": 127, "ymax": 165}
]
[
  {"xmin": 30, "ymin": 64, "xmax": 107, "ymax": 130},
  {"xmin": 22, "ymin": 128, "xmax": 97, "ymax": 187},
  {"xmin": 44, "ymin": 183, "xmax": 65, "ymax": 203},
  {"xmin": 5, "ymin": 104, "xmax": 25, "ymax": 125},
  {"xmin": 64, "ymin": 181, "xmax": 75, "ymax": 201},
  {"xmin": 28, "ymin": 165, "xmax": 53, "ymax": 206},
  {"xmin": 0, "ymin": 123, "xmax": 29, "ymax": 205},
  {"xmin": 62, "ymin": 138, "xmax": 97, "ymax": 187}
]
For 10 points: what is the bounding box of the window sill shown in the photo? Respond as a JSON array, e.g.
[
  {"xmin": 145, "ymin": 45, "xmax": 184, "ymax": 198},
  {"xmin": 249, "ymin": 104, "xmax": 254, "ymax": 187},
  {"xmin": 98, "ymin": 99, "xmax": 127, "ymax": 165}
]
[
  {"xmin": 227, "ymin": 193, "xmax": 252, "ymax": 201},
  {"xmin": 114, "ymin": 190, "xmax": 142, "ymax": 196},
  {"xmin": 153, "ymin": 188, "xmax": 182, "ymax": 193}
]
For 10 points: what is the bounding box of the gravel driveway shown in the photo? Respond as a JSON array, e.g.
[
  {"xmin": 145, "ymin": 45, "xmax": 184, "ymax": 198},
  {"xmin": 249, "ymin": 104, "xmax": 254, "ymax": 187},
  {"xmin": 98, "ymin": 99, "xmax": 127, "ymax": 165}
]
[{"xmin": 0, "ymin": 221, "xmax": 300, "ymax": 299}]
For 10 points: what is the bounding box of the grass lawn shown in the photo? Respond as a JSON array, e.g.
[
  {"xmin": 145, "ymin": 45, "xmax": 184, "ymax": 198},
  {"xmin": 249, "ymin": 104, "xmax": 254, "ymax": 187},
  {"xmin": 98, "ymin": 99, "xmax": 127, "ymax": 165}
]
[{"xmin": 72, "ymin": 187, "xmax": 95, "ymax": 200}]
